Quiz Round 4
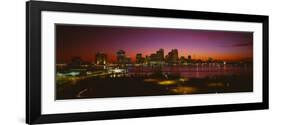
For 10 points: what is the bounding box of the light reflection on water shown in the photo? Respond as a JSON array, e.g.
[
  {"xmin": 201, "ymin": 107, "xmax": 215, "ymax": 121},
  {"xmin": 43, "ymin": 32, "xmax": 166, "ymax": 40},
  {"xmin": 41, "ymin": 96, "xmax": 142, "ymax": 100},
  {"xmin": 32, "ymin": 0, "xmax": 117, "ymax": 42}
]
[
  {"xmin": 207, "ymin": 82, "xmax": 225, "ymax": 87},
  {"xmin": 139, "ymin": 65, "xmax": 252, "ymax": 94},
  {"xmin": 158, "ymin": 80, "xmax": 177, "ymax": 85},
  {"xmin": 128, "ymin": 65, "xmax": 252, "ymax": 78},
  {"xmin": 171, "ymin": 86, "xmax": 197, "ymax": 94}
]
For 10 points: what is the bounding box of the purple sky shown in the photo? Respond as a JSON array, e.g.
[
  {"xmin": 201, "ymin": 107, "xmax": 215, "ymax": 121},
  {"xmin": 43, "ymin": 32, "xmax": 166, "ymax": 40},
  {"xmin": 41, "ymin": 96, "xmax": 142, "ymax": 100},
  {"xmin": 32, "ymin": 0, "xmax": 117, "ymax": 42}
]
[{"xmin": 56, "ymin": 24, "xmax": 253, "ymax": 63}]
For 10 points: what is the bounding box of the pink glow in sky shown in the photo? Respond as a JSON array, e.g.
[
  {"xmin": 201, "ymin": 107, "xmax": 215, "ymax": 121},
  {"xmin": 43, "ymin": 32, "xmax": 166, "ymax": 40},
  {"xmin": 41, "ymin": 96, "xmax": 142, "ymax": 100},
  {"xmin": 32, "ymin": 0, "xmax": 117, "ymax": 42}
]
[{"xmin": 56, "ymin": 24, "xmax": 253, "ymax": 63}]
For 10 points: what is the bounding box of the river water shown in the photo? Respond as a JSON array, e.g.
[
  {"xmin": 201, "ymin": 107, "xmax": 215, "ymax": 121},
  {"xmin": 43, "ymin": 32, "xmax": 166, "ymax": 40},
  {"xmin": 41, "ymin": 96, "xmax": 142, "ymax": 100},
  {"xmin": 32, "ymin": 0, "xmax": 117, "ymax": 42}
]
[{"xmin": 56, "ymin": 64, "xmax": 253, "ymax": 99}]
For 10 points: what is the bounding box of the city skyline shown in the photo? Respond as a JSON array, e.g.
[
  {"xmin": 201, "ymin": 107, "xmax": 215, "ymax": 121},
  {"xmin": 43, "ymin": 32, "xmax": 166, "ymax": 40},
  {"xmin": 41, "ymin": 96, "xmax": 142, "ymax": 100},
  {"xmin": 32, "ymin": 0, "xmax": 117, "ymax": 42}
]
[{"xmin": 56, "ymin": 24, "xmax": 253, "ymax": 63}]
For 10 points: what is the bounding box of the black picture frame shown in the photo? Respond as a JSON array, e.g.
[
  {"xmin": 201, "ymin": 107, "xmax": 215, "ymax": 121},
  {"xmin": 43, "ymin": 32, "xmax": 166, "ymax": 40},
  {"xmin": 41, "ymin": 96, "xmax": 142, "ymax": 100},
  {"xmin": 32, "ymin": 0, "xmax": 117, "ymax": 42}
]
[{"xmin": 26, "ymin": 1, "xmax": 269, "ymax": 124}]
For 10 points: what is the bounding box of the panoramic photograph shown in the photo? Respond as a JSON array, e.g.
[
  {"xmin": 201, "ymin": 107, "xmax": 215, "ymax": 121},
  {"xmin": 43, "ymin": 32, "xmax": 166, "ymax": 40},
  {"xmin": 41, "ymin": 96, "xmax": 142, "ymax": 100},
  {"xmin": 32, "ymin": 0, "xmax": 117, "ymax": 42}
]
[{"xmin": 55, "ymin": 24, "xmax": 253, "ymax": 100}]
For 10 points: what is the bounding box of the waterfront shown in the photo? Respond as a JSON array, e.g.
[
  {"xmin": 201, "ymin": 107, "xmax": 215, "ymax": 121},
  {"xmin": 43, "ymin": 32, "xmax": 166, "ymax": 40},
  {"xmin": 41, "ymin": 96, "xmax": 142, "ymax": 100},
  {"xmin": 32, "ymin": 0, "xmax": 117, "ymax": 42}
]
[{"xmin": 56, "ymin": 64, "xmax": 253, "ymax": 100}]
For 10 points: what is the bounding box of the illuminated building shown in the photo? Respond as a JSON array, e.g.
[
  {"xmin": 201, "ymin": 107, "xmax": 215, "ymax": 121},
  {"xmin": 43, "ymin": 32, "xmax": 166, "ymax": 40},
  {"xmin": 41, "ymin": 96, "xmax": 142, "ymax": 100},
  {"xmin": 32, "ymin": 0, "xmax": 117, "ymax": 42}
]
[
  {"xmin": 95, "ymin": 53, "xmax": 107, "ymax": 65},
  {"xmin": 116, "ymin": 50, "xmax": 131, "ymax": 64},
  {"xmin": 117, "ymin": 50, "xmax": 126, "ymax": 64},
  {"xmin": 150, "ymin": 53, "xmax": 157, "ymax": 61},
  {"xmin": 125, "ymin": 57, "xmax": 132, "ymax": 64},
  {"xmin": 146, "ymin": 49, "xmax": 165, "ymax": 65},
  {"xmin": 156, "ymin": 48, "xmax": 164, "ymax": 61},
  {"xmin": 144, "ymin": 55, "xmax": 150, "ymax": 64},
  {"xmin": 166, "ymin": 49, "xmax": 179, "ymax": 64}
]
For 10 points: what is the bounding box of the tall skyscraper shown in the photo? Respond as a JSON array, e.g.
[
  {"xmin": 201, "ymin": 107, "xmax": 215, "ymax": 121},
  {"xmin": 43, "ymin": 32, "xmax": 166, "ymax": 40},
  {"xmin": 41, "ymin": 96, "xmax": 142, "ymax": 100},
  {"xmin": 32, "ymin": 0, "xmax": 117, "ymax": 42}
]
[
  {"xmin": 187, "ymin": 55, "xmax": 192, "ymax": 63},
  {"xmin": 116, "ymin": 50, "xmax": 126, "ymax": 64},
  {"xmin": 166, "ymin": 49, "xmax": 179, "ymax": 64},
  {"xmin": 136, "ymin": 53, "xmax": 144, "ymax": 64},
  {"xmin": 156, "ymin": 48, "xmax": 164, "ymax": 61},
  {"xmin": 116, "ymin": 50, "xmax": 131, "ymax": 64},
  {"xmin": 95, "ymin": 53, "xmax": 107, "ymax": 65}
]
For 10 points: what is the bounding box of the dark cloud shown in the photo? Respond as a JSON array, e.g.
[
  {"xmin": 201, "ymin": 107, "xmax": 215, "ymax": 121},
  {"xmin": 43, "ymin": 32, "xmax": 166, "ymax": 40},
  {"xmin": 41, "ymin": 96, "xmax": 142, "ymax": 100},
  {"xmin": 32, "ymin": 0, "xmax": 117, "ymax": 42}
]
[{"xmin": 229, "ymin": 42, "xmax": 253, "ymax": 47}]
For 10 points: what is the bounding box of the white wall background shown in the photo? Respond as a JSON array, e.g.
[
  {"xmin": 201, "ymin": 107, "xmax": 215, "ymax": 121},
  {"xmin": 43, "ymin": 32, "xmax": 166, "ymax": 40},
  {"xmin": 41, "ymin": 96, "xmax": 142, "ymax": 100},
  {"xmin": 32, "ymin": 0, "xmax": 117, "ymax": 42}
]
[{"xmin": 0, "ymin": 0, "xmax": 279, "ymax": 124}]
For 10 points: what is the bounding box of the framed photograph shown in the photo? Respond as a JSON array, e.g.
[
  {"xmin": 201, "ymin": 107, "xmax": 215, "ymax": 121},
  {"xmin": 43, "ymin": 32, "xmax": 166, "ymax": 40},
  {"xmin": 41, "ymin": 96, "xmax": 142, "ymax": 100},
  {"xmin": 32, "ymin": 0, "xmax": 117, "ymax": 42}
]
[{"xmin": 26, "ymin": 1, "xmax": 269, "ymax": 124}]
